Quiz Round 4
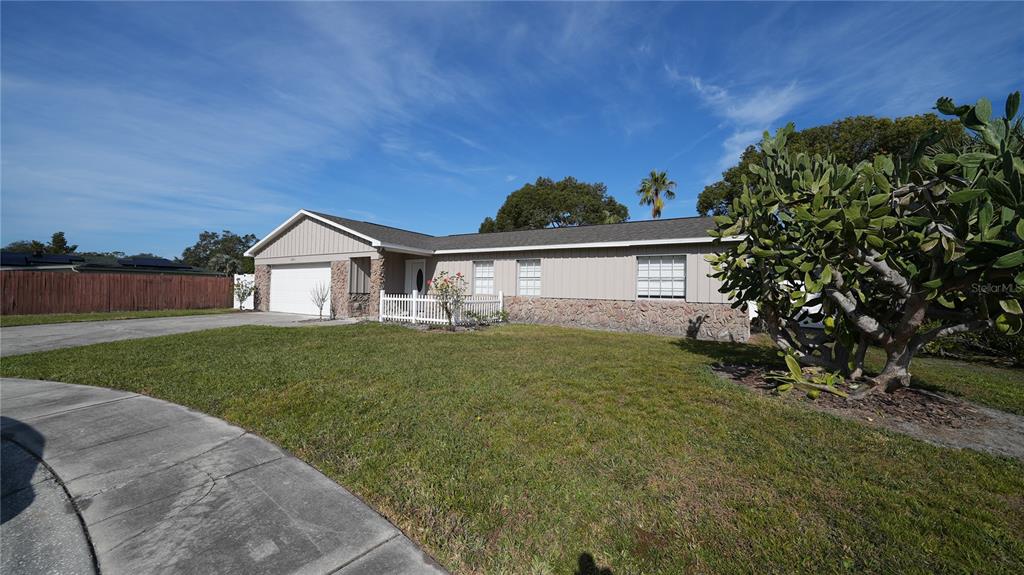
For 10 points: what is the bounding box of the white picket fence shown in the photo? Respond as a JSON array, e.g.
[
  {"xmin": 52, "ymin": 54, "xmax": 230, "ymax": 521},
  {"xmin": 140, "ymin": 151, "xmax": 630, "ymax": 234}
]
[{"xmin": 380, "ymin": 291, "xmax": 504, "ymax": 325}]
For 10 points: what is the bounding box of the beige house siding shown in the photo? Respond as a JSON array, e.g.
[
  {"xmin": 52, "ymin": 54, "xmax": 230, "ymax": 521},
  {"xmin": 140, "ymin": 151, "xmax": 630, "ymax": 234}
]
[
  {"xmin": 430, "ymin": 243, "xmax": 730, "ymax": 304},
  {"xmin": 253, "ymin": 216, "xmax": 374, "ymax": 262}
]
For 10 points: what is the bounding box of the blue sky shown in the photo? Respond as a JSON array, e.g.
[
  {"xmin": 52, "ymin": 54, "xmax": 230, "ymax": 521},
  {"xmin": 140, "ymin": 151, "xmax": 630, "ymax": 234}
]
[{"xmin": 2, "ymin": 2, "xmax": 1022, "ymax": 257}]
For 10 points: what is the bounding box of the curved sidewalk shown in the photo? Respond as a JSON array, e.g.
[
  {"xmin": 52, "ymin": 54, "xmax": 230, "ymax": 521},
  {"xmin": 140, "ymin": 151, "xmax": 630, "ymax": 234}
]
[{"xmin": 0, "ymin": 378, "xmax": 446, "ymax": 574}]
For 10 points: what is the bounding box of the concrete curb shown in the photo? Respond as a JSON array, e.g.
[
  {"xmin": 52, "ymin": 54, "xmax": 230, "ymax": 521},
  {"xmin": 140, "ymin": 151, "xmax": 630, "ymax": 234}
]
[{"xmin": 1, "ymin": 378, "xmax": 447, "ymax": 574}]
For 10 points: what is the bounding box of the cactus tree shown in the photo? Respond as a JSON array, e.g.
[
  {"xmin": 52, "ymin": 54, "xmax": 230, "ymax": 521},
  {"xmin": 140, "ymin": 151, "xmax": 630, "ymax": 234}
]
[{"xmin": 709, "ymin": 92, "xmax": 1024, "ymax": 393}]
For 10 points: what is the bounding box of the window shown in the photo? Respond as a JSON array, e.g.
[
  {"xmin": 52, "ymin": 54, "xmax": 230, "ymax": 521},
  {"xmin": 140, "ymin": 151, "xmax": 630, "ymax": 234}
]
[
  {"xmin": 517, "ymin": 259, "xmax": 541, "ymax": 296},
  {"xmin": 473, "ymin": 261, "xmax": 494, "ymax": 295},
  {"xmin": 637, "ymin": 255, "xmax": 686, "ymax": 298}
]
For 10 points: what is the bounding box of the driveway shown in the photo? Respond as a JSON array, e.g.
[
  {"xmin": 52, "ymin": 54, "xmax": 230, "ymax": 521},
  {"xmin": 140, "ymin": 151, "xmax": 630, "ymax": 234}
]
[
  {"xmin": 1, "ymin": 378, "xmax": 446, "ymax": 575},
  {"xmin": 1, "ymin": 312, "xmax": 350, "ymax": 357}
]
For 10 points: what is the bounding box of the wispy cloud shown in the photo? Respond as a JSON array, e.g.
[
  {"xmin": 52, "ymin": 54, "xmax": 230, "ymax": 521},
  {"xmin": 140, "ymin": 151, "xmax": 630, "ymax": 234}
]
[
  {"xmin": 1, "ymin": 3, "xmax": 501, "ymax": 250},
  {"xmin": 669, "ymin": 70, "xmax": 809, "ymax": 180}
]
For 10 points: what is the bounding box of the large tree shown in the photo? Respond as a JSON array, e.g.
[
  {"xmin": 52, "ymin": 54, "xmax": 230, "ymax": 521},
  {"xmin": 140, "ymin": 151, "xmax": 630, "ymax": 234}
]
[
  {"xmin": 636, "ymin": 170, "xmax": 677, "ymax": 219},
  {"xmin": 3, "ymin": 231, "xmax": 78, "ymax": 254},
  {"xmin": 710, "ymin": 91, "xmax": 1023, "ymax": 393},
  {"xmin": 697, "ymin": 114, "xmax": 964, "ymax": 216},
  {"xmin": 479, "ymin": 177, "xmax": 629, "ymax": 233},
  {"xmin": 180, "ymin": 230, "xmax": 258, "ymax": 273}
]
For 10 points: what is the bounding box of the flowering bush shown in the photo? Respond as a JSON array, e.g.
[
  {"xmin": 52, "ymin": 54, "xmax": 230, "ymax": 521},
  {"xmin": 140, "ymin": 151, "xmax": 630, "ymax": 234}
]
[
  {"xmin": 233, "ymin": 277, "xmax": 256, "ymax": 311},
  {"xmin": 428, "ymin": 271, "xmax": 468, "ymax": 329}
]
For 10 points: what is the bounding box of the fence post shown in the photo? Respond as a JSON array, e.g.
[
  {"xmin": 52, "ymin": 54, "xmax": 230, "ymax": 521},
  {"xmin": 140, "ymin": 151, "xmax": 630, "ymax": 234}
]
[
  {"xmin": 411, "ymin": 289, "xmax": 418, "ymax": 324},
  {"xmin": 379, "ymin": 290, "xmax": 385, "ymax": 322},
  {"xmin": 498, "ymin": 291, "xmax": 504, "ymax": 316}
]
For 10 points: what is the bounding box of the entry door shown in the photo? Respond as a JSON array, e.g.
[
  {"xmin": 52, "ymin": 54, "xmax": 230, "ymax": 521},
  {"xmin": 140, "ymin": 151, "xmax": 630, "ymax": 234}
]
[{"xmin": 405, "ymin": 259, "xmax": 426, "ymax": 293}]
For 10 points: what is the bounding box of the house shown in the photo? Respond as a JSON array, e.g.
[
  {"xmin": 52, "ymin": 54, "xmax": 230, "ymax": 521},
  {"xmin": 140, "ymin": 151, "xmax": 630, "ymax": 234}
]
[{"xmin": 244, "ymin": 209, "xmax": 749, "ymax": 341}]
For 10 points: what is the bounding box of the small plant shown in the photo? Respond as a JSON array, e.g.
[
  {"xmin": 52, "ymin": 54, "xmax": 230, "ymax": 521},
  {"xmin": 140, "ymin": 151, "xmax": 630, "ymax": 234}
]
[
  {"xmin": 765, "ymin": 354, "xmax": 848, "ymax": 399},
  {"xmin": 464, "ymin": 308, "xmax": 508, "ymax": 326},
  {"xmin": 310, "ymin": 281, "xmax": 330, "ymax": 320},
  {"xmin": 427, "ymin": 271, "xmax": 468, "ymax": 330},
  {"xmin": 233, "ymin": 277, "xmax": 256, "ymax": 311}
]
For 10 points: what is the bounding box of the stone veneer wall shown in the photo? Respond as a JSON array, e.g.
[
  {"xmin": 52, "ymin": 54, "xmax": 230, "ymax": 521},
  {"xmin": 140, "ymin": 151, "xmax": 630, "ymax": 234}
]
[
  {"xmin": 254, "ymin": 265, "xmax": 271, "ymax": 312},
  {"xmin": 348, "ymin": 294, "xmax": 371, "ymax": 317},
  {"xmin": 367, "ymin": 254, "xmax": 385, "ymax": 319},
  {"xmin": 330, "ymin": 260, "xmax": 349, "ymax": 319},
  {"xmin": 504, "ymin": 296, "xmax": 749, "ymax": 342}
]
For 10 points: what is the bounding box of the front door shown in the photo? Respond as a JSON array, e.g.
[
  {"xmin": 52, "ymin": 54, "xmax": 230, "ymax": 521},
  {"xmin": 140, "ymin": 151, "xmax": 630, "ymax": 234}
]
[{"xmin": 404, "ymin": 259, "xmax": 426, "ymax": 293}]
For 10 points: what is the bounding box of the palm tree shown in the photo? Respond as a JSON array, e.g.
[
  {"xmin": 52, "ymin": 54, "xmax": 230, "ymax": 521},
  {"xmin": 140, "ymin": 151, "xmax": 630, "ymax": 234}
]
[{"xmin": 636, "ymin": 170, "xmax": 677, "ymax": 219}]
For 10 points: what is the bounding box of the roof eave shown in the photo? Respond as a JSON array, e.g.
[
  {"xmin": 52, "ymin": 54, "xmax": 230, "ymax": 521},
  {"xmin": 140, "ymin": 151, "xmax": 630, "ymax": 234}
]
[{"xmin": 378, "ymin": 242, "xmax": 434, "ymax": 256}]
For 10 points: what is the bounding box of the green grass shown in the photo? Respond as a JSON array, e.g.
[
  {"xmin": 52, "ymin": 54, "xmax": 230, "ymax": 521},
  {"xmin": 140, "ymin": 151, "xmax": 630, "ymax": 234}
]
[
  {"xmin": 869, "ymin": 349, "xmax": 1024, "ymax": 415},
  {"xmin": 2, "ymin": 324, "xmax": 1023, "ymax": 574},
  {"xmin": 0, "ymin": 308, "xmax": 237, "ymax": 327}
]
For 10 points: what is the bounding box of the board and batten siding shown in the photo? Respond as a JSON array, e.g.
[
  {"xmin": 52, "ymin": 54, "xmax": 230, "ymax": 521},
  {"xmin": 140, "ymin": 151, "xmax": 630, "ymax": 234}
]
[
  {"xmin": 350, "ymin": 258, "xmax": 371, "ymax": 294},
  {"xmin": 431, "ymin": 243, "xmax": 730, "ymax": 304},
  {"xmin": 253, "ymin": 217, "xmax": 373, "ymax": 261}
]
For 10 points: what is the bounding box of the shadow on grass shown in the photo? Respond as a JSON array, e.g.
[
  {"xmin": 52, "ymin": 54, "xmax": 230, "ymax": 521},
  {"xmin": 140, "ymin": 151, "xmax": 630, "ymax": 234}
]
[
  {"xmin": 671, "ymin": 337, "xmax": 782, "ymax": 368},
  {"xmin": 575, "ymin": 553, "xmax": 613, "ymax": 575}
]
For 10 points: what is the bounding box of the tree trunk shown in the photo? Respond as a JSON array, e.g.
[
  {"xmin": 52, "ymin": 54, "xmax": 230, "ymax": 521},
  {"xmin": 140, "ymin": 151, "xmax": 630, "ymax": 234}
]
[
  {"xmin": 871, "ymin": 345, "xmax": 914, "ymax": 392},
  {"xmin": 848, "ymin": 336, "xmax": 869, "ymax": 380}
]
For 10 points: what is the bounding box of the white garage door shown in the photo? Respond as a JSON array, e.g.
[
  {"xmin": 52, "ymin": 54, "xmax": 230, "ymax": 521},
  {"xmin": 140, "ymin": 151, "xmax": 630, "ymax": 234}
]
[{"xmin": 270, "ymin": 264, "xmax": 332, "ymax": 316}]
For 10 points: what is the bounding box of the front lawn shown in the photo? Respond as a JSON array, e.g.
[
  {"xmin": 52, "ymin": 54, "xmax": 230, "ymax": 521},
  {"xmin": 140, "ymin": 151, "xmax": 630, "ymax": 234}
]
[
  {"xmin": 0, "ymin": 307, "xmax": 237, "ymax": 327},
  {"xmin": 2, "ymin": 324, "xmax": 1022, "ymax": 574}
]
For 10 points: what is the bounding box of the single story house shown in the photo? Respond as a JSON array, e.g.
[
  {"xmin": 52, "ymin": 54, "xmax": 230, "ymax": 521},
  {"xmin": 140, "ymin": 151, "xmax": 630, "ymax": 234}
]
[{"xmin": 244, "ymin": 209, "xmax": 749, "ymax": 341}]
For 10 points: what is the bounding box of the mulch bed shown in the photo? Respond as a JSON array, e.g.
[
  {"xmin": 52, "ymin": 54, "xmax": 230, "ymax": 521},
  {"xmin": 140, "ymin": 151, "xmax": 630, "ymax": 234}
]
[
  {"xmin": 711, "ymin": 364, "xmax": 1024, "ymax": 462},
  {"xmin": 714, "ymin": 363, "xmax": 988, "ymax": 429}
]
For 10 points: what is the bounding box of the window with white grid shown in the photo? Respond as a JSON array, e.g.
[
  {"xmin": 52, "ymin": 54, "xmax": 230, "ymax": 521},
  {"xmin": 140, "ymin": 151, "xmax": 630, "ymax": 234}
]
[
  {"xmin": 473, "ymin": 261, "xmax": 494, "ymax": 295},
  {"xmin": 517, "ymin": 259, "xmax": 541, "ymax": 296},
  {"xmin": 637, "ymin": 255, "xmax": 686, "ymax": 299}
]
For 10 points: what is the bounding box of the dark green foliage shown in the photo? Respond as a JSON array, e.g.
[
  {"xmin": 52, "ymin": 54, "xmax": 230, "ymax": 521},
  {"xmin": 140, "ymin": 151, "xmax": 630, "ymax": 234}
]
[
  {"xmin": 697, "ymin": 114, "xmax": 964, "ymax": 216},
  {"xmin": 180, "ymin": 230, "xmax": 258, "ymax": 273},
  {"xmin": 3, "ymin": 231, "xmax": 78, "ymax": 254},
  {"xmin": 478, "ymin": 177, "xmax": 628, "ymax": 232},
  {"xmin": 710, "ymin": 91, "xmax": 1024, "ymax": 391}
]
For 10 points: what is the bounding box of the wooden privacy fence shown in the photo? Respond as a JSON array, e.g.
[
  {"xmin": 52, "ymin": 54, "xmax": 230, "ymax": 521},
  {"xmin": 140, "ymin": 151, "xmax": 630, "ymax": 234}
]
[
  {"xmin": 0, "ymin": 271, "xmax": 233, "ymax": 315},
  {"xmin": 380, "ymin": 291, "xmax": 504, "ymax": 325}
]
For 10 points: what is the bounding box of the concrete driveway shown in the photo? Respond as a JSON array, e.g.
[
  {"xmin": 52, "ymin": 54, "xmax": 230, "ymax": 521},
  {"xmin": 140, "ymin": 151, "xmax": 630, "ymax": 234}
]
[
  {"xmin": 0, "ymin": 312, "xmax": 350, "ymax": 357},
  {"xmin": 1, "ymin": 378, "xmax": 446, "ymax": 574}
]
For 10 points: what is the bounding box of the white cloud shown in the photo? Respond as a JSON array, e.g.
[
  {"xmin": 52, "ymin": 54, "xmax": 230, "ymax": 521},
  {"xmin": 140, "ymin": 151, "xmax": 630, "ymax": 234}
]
[
  {"xmin": 671, "ymin": 72, "xmax": 809, "ymax": 180},
  {"xmin": 1, "ymin": 3, "xmax": 499, "ymax": 251}
]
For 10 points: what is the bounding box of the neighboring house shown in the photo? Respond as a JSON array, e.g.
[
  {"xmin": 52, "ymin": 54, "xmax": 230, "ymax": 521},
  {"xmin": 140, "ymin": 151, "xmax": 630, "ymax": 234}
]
[
  {"xmin": 244, "ymin": 209, "xmax": 749, "ymax": 341},
  {"xmin": 0, "ymin": 253, "xmax": 219, "ymax": 275}
]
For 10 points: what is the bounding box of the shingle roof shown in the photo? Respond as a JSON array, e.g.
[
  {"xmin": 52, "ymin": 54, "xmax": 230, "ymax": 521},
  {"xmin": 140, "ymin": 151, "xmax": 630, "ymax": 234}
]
[
  {"xmin": 430, "ymin": 217, "xmax": 717, "ymax": 251},
  {"xmin": 307, "ymin": 211, "xmax": 436, "ymax": 249},
  {"xmin": 308, "ymin": 210, "xmax": 717, "ymax": 252}
]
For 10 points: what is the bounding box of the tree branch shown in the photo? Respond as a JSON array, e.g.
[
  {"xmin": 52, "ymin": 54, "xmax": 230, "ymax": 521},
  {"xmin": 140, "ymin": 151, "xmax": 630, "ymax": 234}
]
[
  {"xmin": 824, "ymin": 269, "xmax": 892, "ymax": 346},
  {"xmin": 851, "ymin": 248, "xmax": 913, "ymax": 299},
  {"xmin": 916, "ymin": 318, "xmax": 995, "ymax": 346}
]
